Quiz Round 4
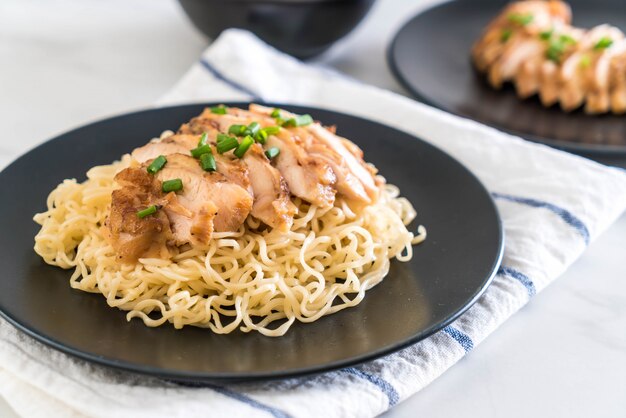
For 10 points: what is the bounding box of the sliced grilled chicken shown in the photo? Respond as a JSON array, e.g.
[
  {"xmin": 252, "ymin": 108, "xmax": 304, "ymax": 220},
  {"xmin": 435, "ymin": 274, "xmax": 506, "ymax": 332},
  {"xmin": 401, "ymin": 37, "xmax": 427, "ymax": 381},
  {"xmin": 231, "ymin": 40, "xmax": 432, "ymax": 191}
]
[
  {"xmin": 132, "ymin": 133, "xmax": 252, "ymax": 194},
  {"xmin": 473, "ymin": 1, "xmax": 626, "ymax": 114},
  {"xmin": 106, "ymin": 105, "xmax": 388, "ymax": 261},
  {"xmin": 243, "ymin": 144, "xmax": 296, "ymax": 231},
  {"xmin": 582, "ymin": 26, "xmax": 625, "ymax": 113},
  {"xmin": 489, "ymin": 37, "xmax": 545, "ymax": 89},
  {"xmin": 266, "ymin": 130, "xmax": 337, "ymax": 208},
  {"xmin": 105, "ymin": 166, "xmax": 173, "ymax": 262},
  {"xmin": 194, "ymin": 105, "xmax": 339, "ymax": 208},
  {"xmin": 154, "ymin": 154, "xmax": 253, "ymax": 238},
  {"xmin": 250, "ymin": 104, "xmax": 379, "ymax": 204},
  {"xmin": 106, "ymin": 154, "xmax": 253, "ymax": 260},
  {"xmin": 181, "ymin": 114, "xmax": 299, "ymax": 227},
  {"xmin": 472, "ymin": 0, "xmax": 571, "ymax": 72}
]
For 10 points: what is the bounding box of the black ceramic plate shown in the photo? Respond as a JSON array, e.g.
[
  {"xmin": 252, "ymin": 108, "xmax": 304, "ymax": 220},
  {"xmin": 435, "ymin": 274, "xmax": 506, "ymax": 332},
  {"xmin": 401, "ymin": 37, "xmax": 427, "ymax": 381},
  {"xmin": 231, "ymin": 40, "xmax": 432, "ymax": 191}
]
[
  {"xmin": 389, "ymin": 0, "xmax": 626, "ymax": 155},
  {"xmin": 0, "ymin": 104, "xmax": 503, "ymax": 381}
]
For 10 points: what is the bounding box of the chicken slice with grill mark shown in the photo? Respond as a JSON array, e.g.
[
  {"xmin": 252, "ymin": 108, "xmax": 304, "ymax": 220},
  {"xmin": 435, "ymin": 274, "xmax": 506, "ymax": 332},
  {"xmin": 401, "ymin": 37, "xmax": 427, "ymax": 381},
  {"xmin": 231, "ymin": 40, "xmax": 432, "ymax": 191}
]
[
  {"xmin": 488, "ymin": 37, "xmax": 545, "ymax": 89},
  {"xmin": 266, "ymin": 130, "xmax": 336, "ymax": 208},
  {"xmin": 105, "ymin": 166, "xmax": 173, "ymax": 262},
  {"xmin": 249, "ymin": 104, "xmax": 379, "ymax": 204},
  {"xmin": 243, "ymin": 144, "xmax": 296, "ymax": 232},
  {"xmin": 154, "ymin": 154, "xmax": 253, "ymax": 240}
]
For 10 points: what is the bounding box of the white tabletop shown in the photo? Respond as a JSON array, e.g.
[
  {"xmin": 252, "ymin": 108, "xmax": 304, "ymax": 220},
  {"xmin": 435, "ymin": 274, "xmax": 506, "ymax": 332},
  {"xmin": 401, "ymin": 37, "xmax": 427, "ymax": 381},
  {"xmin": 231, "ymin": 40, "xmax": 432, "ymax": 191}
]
[{"xmin": 1, "ymin": 0, "xmax": 625, "ymax": 417}]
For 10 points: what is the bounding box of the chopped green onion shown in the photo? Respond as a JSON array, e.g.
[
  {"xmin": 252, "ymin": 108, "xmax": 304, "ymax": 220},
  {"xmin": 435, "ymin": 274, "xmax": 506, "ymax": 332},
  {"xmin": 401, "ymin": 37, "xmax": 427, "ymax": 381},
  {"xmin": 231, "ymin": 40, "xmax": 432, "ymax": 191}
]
[
  {"xmin": 217, "ymin": 133, "xmax": 232, "ymax": 143},
  {"xmin": 579, "ymin": 55, "xmax": 591, "ymax": 68},
  {"xmin": 216, "ymin": 135, "xmax": 239, "ymax": 153},
  {"xmin": 191, "ymin": 144, "xmax": 212, "ymax": 158},
  {"xmin": 508, "ymin": 13, "xmax": 533, "ymax": 26},
  {"xmin": 234, "ymin": 135, "xmax": 254, "ymax": 158},
  {"xmin": 200, "ymin": 153, "xmax": 217, "ymax": 171},
  {"xmin": 545, "ymin": 35, "xmax": 576, "ymax": 63},
  {"xmin": 546, "ymin": 43, "xmax": 564, "ymax": 62},
  {"xmin": 147, "ymin": 155, "xmax": 167, "ymax": 174},
  {"xmin": 210, "ymin": 105, "xmax": 227, "ymax": 114},
  {"xmin": 270, "ymin": 108, "xmax": 281, "ymax": 118},
  {"xmin": 282, "ymin": 114, "xmax": 314, "ymax": 127},
  {"xmin": 594, "ymin": 37, "xmax": 613, "ymax": 50},
  {"xmin": 198, "ymin": 132, "xmax": 209, "ymax": 146},
  {"xmin": 247, "ymin": 122, "xmax": 261, "ymax": 137},
  {"xmin": 228, "ymin": 124, "xmax": 248, "ymax": 136},
  {"xmin": 265, "ymin": 147, "xmax": 280, "ymax": 160},
  {"xmin": 539, "ymin": 29, "xmax": 553, "ymax": 40},
  {"xmin": 162, "ymin": 178, "xmax": 183, "ymax": 193},
  {"xmin": 137, "ymin": 205, "xmax": 158, "ymax": 218},
  {"xmin": 263, "ymin": 126, "xmax": 280, "ymax": 135},
  {"xmin": 255, "ymin": 129, "xmax": 268, "ymax": 144},
  {"xmin": 501, "ymin": 28, "xmax": 512, "ymax": 43}
]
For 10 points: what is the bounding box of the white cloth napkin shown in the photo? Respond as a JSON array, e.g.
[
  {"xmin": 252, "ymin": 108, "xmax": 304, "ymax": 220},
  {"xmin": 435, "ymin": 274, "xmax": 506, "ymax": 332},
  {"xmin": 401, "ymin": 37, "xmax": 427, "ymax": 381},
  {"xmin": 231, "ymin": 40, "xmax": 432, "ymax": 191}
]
[{"xmin": 2, "ymin": 29, "xmax": 626, "ymax": 418}]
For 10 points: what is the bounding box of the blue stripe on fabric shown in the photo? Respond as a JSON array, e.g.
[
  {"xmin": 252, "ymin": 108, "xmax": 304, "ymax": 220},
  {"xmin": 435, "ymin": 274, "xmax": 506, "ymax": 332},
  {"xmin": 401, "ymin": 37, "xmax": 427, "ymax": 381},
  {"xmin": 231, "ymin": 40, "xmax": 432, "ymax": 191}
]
[
  {"xmin": 498, "ymin": 265, "xmax": 537, "ymax": 297},
  {"xmin": 199, "ymin": 58, "xmax": 263, "ymax": 101},
  {"xmin": 442, "ymin": 326, "xmax": 474, "ymax": 353},
  {"xmin": 166, "ymin": 380, "xmax": 291, "ymax": 418},
  {"xmin": 492, "ymin": 192, "xmax": 590, "ymax": 245},
  {"xmin": 344, "ymin": 368, "xmax": 400, "ymax": 407}
]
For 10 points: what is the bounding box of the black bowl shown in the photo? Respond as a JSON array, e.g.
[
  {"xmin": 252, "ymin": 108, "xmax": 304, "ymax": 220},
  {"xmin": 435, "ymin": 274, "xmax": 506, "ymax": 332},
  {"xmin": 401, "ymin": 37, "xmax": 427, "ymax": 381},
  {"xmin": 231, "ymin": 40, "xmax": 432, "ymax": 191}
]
[{"xmin": 177, "ymin": 0, "xmax": 376, "ymax": 59}]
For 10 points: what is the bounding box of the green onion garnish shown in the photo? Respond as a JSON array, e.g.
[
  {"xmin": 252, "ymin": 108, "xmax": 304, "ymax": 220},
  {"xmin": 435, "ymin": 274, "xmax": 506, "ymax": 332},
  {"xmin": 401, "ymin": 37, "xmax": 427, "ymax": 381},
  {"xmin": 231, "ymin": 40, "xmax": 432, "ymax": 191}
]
[
  {"xmin": 217, "ymin": 133, "xmax": 231, "ymax": 143},
  {"xmin": 545, "ymin": 35, "xmax": 576, "ymax": 63},
  {"xmin": 162, "ymin": 178, "xmax": 183, "ymax": 193},
  {"xmin": 270, "ymin": 108, "xmax": 281, "ymax": 118},
  {"xmin": 265, "ymin": 147, "xmax": 280, "ymax": 160},
  {"xmin": 234, "ymin": 135, "xmax": 254, "ymax": 158},
  {"xmin": 147, "ymin": 155, "xmax": 167, "ymax": 174},
  {"xmin": 255, "ymin": 129, "xmax": 268, "ymax": 144},
  {"xmin": 282, "ymin": 114, "xmax": 313, "ymax": 127},
  {"xmin": 247, "ymin": 122, "xmax": 261, "ymax": 137},
  {"xmin": 190, "ymin": 144, "xmax": 212, "ymax": 158},
  {"xmin": 501, "ymin": 28, "xmax": 512, "ymax": 43},
  {"xmin": 508, "ymin": 13, "xmax": 533, "ymax": 26},
  {"xmin": 216, "ymin": 135, "xmax": 239, "ymax": 153},
  {"xmin": 228, "ymin": 124, "xmax": 248, "ymax": 136},
  {"xmin": 198, "ymin": 132, "xmax": 209, "ymax": 146},
  {"xmin": 263, "ymin": 126, "xmax": 280, "ymax": 135},
  {"xmin": 210, "ymin": 105, "xmax": 227, "ymax": 115},
  {"xmin": 137, "ymin": 205, "xmax": 158, "ymax": 218},
  {"xmin": 540, "ymin": 29, "xmax": 553, "ymax": 40},
  {"xmin": 546, "ymin": 43, "xmax": 564, "ymax": 62},
  {"xmin": 200, "ymin": 153, "xmax": 217, "ymax": 171},
  {"xmin": 594, "ymin": 37, "xmax": 613, "ymax": 50}
]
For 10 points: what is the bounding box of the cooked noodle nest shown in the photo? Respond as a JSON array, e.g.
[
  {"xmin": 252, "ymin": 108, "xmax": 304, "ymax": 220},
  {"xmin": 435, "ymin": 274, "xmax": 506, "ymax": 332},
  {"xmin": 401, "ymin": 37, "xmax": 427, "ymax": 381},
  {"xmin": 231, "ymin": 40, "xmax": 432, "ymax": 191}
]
[{"xmin": 34, "ymin": 155, "xmax": 425, "ymax": 336}]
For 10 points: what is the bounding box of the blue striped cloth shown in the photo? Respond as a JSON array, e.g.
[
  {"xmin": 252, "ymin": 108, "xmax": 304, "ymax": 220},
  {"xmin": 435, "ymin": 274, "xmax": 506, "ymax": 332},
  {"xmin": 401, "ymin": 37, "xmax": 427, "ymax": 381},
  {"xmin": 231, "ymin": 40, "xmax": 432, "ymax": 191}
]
[{"xmin": 1, "ymin": 30, "xmax": 626, "ymax": 418}]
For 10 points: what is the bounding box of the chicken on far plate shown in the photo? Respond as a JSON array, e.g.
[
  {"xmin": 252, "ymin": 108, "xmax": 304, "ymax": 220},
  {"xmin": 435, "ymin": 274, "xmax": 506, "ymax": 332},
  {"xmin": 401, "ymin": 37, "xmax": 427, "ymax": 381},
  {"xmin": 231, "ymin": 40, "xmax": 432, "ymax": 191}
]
[{"xmin": 472, "ymin": 0, "xmax": 626, "ymax": 114}]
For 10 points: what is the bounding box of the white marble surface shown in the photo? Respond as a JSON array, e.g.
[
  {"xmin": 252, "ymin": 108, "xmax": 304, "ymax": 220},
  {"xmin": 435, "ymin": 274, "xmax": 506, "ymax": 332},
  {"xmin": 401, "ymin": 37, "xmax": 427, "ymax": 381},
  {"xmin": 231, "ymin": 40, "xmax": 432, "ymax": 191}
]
[{"xmin": 1, "ymin": 0, "xmax": 625, "ymax": 416}]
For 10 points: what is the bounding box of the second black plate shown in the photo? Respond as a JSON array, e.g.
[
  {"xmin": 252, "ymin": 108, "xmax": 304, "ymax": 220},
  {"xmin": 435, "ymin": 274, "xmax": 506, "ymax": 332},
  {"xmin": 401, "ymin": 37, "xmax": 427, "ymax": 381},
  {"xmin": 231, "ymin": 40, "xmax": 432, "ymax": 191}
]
[
  {"xmin": 0, "ymin": 104, "xmax": 502, "ymax": 381},
  {"xmin": 389, "ymin": 0, "xmax": 626, "ymax": 155}
]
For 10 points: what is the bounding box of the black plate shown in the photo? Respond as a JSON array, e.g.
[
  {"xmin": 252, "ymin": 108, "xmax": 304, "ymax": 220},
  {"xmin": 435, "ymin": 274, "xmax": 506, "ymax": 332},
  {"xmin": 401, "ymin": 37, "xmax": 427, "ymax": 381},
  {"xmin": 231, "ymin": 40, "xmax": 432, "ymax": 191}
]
[
  {"xmin": 0, "ymin": 104, "xmax": 503, "ymax": 381},
  {"xmin": 388, "ymin": 0, "xmax": 626, "ymax": 155}
]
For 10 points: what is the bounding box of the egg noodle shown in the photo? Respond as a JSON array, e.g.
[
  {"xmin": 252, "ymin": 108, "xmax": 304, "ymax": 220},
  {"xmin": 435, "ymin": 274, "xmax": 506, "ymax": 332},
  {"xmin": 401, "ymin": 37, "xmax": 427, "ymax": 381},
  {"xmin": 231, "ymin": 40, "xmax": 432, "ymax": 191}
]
[{"xmin": 34, "ymin": 154, "xmax": 425, "ymax": 336}]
